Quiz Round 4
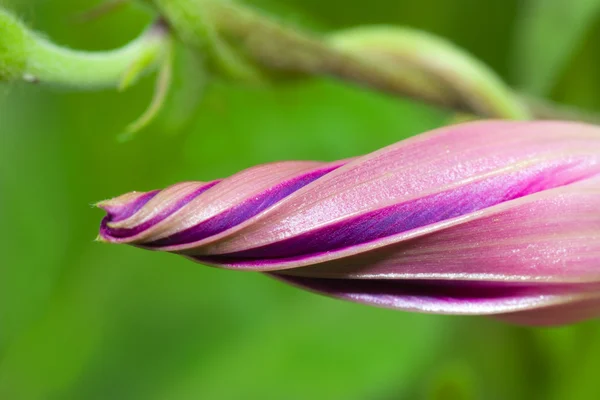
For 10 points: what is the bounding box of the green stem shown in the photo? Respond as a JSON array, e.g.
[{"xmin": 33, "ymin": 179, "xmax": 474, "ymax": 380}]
[
  {"xmin": 0, "ymin": 8, "xmax": 170, "ymax": 90},
  {"xmin": 326, "ymin": 27, "xmax": 530, "ymax": 119},
  {"xmin": 151, "ymin": 0, "xmax": 600, "ymax": 123},
  {"xmin": 149, "ymin": 0, "xmax": 263, "ymax": 82},
  {"xmin": 27, "ymin": 25, "xmax": 168, "ymax": 89},
  {"xmin": 152, "ymin": 0, "xmax": 530, "ymax": 119}
]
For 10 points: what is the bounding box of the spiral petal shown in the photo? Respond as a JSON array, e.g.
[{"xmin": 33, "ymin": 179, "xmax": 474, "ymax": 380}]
[{"xmin": 97, "ymin": 120, "xmax": 600, "ymax": 325}]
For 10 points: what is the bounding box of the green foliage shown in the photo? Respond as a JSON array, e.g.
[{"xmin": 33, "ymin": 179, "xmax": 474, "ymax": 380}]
[
  {"xmin": 1, "ymin": 1, "xmax": 600, "ymax": 399},
  {"xmin": 512, "ymin": 0, "xmax": 600, "ymax": 95}
]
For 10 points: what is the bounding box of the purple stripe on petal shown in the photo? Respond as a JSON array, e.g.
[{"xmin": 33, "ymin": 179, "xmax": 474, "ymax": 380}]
[
  {"xmin": 271, "ymin": 274, "xmax": 600, "ymax": 315},
  {"xmin": 102, "ymin": 181, "xmax": 220, "ymax": 239},
  {"xmin": 144, "ymin": 164, "xmax": 344, "ymax": 247},
  {"xmin": 99, "ymin": 190, "xmax": 160, "ymax": 223},
  {"xmin": 202, "ymin": 160, "xmax": 599, "ymax": 263}
]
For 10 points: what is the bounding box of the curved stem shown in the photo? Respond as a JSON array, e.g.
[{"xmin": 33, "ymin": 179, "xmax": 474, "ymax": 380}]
[
  {"xmin": 151, "ymin": 0, "xmax": 529, "ymax": 119},
  {"xmin": 151, "ymin": 0, "xmax": 599, "ymax": 123},
  {"xmin": 149, "ymin": 0, "xmax": 263, "ymax": 82},
  {"xmin": 326, "ymin": 27, "xmax": 530, "ymax": 119},
  {"xmin": 26, "ymin": 23, "xmax": 169, "ymax": 90},
  {"xmin": 0, "ymin": 8, "xmax": 170, "ymax": 90}
]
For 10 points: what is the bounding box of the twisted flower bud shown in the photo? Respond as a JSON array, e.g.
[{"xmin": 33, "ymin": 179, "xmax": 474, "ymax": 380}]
[{"xmin": 98, "ymin": 121, "xmax": 600, "ymax": 325}]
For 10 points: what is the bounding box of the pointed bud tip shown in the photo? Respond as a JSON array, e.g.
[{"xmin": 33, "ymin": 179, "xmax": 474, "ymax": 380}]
[
  {"xmin": 95, "ymin": 191, "xmax": 144, "ymax": 210},
  {"xmin": 94, "ymin": 234, "xmax": 108, "ymax": 243},
  {"xmin": 94, "ymin": 199, "xmax": 111, "ymax": 210}
]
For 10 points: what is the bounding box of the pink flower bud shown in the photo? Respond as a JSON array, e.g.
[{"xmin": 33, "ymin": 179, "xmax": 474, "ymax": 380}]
[{"xmin": 98, "ymin": 121, "xmax": 600, "ymax": 325}]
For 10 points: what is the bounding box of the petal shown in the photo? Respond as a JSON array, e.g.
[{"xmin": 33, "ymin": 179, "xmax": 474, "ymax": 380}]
[
  {"xmin": 204, "ymin": 177, "xmax": 600, "ymax": 283},
  {"xmin": 96, "ymin": 189, "xmax": 160, "ymax": 223},
  {"xmin": 495, "ymin": 296, "xmax": 600, "ymax": 326},
  {"xmin": 182, "ymin": 120, "xmax": 600, "ymax": 257},
  {"xmin": 99, "ymin": 161, "xmax": 346, "ymax": 244},
  {"xmin": 99, "ymin": 181, "xmax": 218, "ymax": 243},
  {"xmin": 270, "ymin": 274, "xmax": 600, "ymax": 322}
]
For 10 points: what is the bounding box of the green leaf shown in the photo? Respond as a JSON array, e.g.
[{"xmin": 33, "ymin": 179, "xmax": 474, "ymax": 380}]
[{"xmin": 512, "ymin": 0, "xmax": 600, "ymax": 95}]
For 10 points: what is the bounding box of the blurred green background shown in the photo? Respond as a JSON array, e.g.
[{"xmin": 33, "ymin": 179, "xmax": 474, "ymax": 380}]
[{"xmin": 1, "ymin": 0, "xmax": 600, "ymax": 399}]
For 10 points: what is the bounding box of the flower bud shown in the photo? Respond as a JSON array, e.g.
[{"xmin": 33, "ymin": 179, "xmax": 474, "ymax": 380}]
[{"xmin": 98, "ymin": 121, "xmax": 600, "ymax": 325}]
